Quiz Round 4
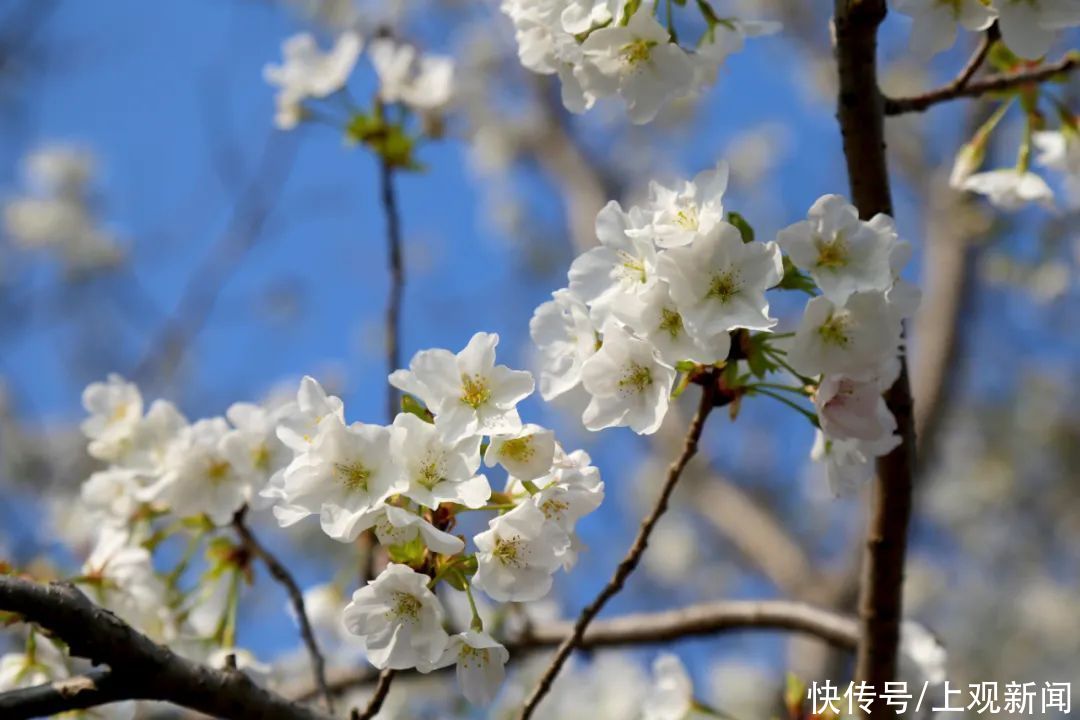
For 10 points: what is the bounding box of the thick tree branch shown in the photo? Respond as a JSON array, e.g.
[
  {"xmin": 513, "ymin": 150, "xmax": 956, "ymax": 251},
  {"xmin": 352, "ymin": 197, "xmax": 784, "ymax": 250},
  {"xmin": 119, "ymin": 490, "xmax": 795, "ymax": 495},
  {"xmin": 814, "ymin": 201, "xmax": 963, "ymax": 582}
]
[
  {"xmin": 884, "ymin": 53, "xmax": 1078, "ymax": 115},
  {"xmin": 518, "ymin": 377, "xmax": 717, "ymax": 719},
  {"xmin": 232, "ymin": 508, "xmax": 333, "ymax": 712},
  {"xmin": 834, "ymin": 0, "xmax": 917, "ymax": 711},
  {"xmin": 0, "ymin": 575, "xmax": 331, "ymax": 720},
  {"xmin": 287, "ymin": 598, "xmax": 859, "ymax": 702}
]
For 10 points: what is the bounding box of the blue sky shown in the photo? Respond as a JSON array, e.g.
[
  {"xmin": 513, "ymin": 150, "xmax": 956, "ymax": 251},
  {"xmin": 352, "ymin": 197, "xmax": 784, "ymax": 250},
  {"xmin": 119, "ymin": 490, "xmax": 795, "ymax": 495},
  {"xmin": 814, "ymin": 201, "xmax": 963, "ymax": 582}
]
[{"xmin": 2, "ymin": 0, "xmax": 1078, "ymax": 700}]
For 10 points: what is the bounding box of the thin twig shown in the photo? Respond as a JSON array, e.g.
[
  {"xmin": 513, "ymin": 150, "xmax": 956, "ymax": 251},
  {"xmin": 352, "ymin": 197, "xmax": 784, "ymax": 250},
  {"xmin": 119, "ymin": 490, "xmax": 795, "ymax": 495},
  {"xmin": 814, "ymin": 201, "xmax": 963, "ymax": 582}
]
[
  {"xmin": 355, "ymin": 669, "xmax": 395, "ymax": 720},
  {"xmin": 518, "ymin": 376, "xmax": 717, "ymax": 719},
  {"xmin": 952, "ymin": 25, "xmax": 998, "ymax": 92},
  {"xmin": 884, "ymin": 53, "xmax": 1078, "ymax": 115},
  {"xmin": 285, "ymin": 598, "xmax": 857, "ymax": 702},
  {"xmin": 232, "ymin": 508, "xmax": 334, "ymax": 713},
  {"xmin": 378, "ymin": 157, "xmax": 404, "ymax": 421}
]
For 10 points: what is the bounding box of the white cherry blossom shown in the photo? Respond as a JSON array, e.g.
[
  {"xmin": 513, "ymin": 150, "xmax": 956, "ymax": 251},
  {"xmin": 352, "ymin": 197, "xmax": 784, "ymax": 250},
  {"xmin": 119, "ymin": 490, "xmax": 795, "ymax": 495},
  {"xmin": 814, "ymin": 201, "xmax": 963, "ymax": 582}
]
[
  {"xmin": 221, "ymin": 400, "xmax": 292, "ymax": 499},
  {"xmin": 961, "ymin": 168, "xmax": 1055, "ymax": 210},
  {"xmin": 530, "ymin": 288, "xmax": 599, "ymax": 401},
  {"xmin": 776, "ymin": 194, "xmax": 895, "ymax": 304},
  {"xmin": 263, "ymin": 32, "xmax": 362, "ymax": 129},
  {"xmin": 629, "ymin": 163, "xmax": 728, "ymax": 248},
  {"xmin": 81, "ymin": 375, "xmax": 143, "ymax": 461},
  {"xmin": 995, "ymin": 0, "xmax": 1080, "ymax": 59},
  {"xmin": 788, "ymin": 292, "xmax": 901, "ymax": 379},
  {"xmin": 613, "ymin": 280, "xmax": 731, "ymax": 366},
  {"xmin": 485, "ymin": 423, "xmax": 556, "ymax": 481},
  {"xmin": 892, "ymin": 0, "xmax": 997, "ymax": 57},
  {"xmin": 576, "ymin": 6, "xmax": 696, "ymax": 124},
  {"xmin": 274, "ymin": 416, "xmax": 403, "ymax": 541},
  {"xmin": 275, "ymin": 375, "xmax": 345, "ymax": 453},
  {"xmin": 473, "ymin": 501, "xmax": 570, "ymax": 602},
  {"xmin": 389, "ymin": 332, "xmax": 535, "ymax": 442},
  {"xmin": 1034, "ymin": 127, "xmax": 1080, "ymax": 208},
  {"xmin": 342, "ymin": 563, "xmax": 449, "ymax": 670},
  {"xmin": 370, "ymin": 38, "xmax": 454, "ymax": 111},
  {"xmin": 657, "ymin": 221, "xmax": 784, "ymax": 337},
  {"xmin": 642, "ymin": 653, "xmax": 694, "ymax": 720},
  {"xmin": 568, "ymin": 200, "xmax": 657, "ymax": 324},
  {"xmin": 580, "ymin": 321, "xmax": 676, "ymax": 435},
  {"xmin": 814, "ymin": 374, "xmax": 891, "ymax": 442},
  {"xmin": 391, "ymin": 411, "xmax": 490, "ymax": 509},
  {"xmin": 420, "ymin": 630, "xmax": 509, "ymax": 705},
  {"xmin": 149, "ymin": 418, "xmax": 249, "ymax": 525}
]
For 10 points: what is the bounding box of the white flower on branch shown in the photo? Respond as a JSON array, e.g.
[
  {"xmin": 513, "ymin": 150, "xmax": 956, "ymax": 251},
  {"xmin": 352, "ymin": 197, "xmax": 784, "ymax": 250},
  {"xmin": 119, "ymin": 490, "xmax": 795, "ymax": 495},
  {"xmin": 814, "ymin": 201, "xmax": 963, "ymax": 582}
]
[
  {"xmin": 342, "ymin": 563, "xmax": 449, "ymax": 670},
  {"xmin": 657, "ymin": 221, "xmax": 784, "ymax": 335},
  {"xmin": 370, "ymin": 38, "xmax": 455, "ymax": 112},
  {"xmin": 776, "ymin": 194, "xmax": 895, "ymax": 305},
  {"xmin": 788, "ymin": 291, "xmax": 901, "ymax": 379},
  {"xmin": 613, "ymin": 281, "xmax": 731, "ymax": 366},
  {"xmin": 390, "ymin": 411, "xmax": 491, "ymax": 509},
  {"xmin": 628, "ymin": 163, "xmax": 729, "ymax": 249},
  {"xmin": 390, "ymin": 331, "xmax": 535, "ymax": 442},
  {"xmin": 994, "ymin": 0, "xmax": 1080, "ymax": 59},
  {"xmin": 960, "ymin": 168, "xmax": 1056, "ymax": 211},
  {"xmin": 642, "ymin": 653, "xmax": 694, "ymax": 720},
  {"xmin": 530, "ymin": 288, "xmax": 599, "ymax": 401},
  {"xmin": 580, "ymin": 321, "xmax": 676, "ymax": 435},
  {"xmin": 473, "ymin": 501, "xmax": 570, "ymax": 602},
  {"xmin": 420, "ymin": 630, "xmax": 510, "ymax": 705},
  {"xmin": 81, "ymin": 374, "xmax": 143, "ymax": 461},
  {"xmin": 272, "ymin": 416, "xmax": 403, "ymax": 541},
  {"xmin": 264, "ymin": 32, "xmax": 362, "ymax": 129},
  {"xmin": 485, "ymin": 423, "xmax": 557, "ymax": 482},
  {"xmin": 892, "ymin": 0, "xmax": 997, "ymax": 57}
]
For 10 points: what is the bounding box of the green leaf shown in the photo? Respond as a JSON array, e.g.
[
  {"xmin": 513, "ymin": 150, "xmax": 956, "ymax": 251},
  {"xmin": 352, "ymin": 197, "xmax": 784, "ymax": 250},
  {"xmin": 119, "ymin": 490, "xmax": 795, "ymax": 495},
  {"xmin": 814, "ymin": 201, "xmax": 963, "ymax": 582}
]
[
  {"xmin": 777, "ymin": 256, "xmax": 817, "ymax": 295},
  {"xmin": 727, "ymin": 211, "xmax": 754, "ymax": 243}
]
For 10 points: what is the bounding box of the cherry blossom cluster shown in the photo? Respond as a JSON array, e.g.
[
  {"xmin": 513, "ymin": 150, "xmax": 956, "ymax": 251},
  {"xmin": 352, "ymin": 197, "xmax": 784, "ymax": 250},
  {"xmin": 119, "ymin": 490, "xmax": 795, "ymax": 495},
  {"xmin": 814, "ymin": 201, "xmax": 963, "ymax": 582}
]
[
  {"xmin": 499, "ymin": 0, "xmax": 780, "ymax": 123},
  {"xmin": 264, "ymin": 30, "xmax": 453, "ymax": 129},
  {"xmin": 2, "ymin": 144, "xmax": 123, "ymax": 272},
  {"xmin": 893, "ymin": 0, "xmax": 1080, "ymax": 60},
  {"xmin": 531, "ymin": 163, "xmax": 918, "ymax": 492},
  {"xmin": 62, "ymin": 334, "xmax": 604, "ymax": 706},
  {"xmin": 260, "ymin": 334, "xmax": 602, "ymax": 703}
]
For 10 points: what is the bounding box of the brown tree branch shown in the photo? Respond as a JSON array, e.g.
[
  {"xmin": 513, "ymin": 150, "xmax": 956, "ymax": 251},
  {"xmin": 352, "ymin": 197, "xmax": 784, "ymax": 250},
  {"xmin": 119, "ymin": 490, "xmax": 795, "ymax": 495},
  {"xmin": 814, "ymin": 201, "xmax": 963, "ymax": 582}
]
[
  {"xmin": 518, "ymin": 376, "xmax": 717, "ymax": 719},
  {"xmin": 834, "ymin": 0, "xmax": 917, "ymax": 710},
  {"xmin": 884, "ymin": 53, "xmax": 1079, "ymax": 115},
  {"xmin": 0, "ymin": 575, "xmax": 331, "ymax": 720},
  {"xmin": 232, "ymin": 508, "xmax": 334, "ymax": 712},
  {"xmin": 354, "ymin": 669, "xmax": 395, "ymax": 720},
  {"xmin": 379, "ymin": 156, "xmax": 404, "ymax": 421},
  {"xmin": 287, "ymin": 598, "xmax": 859, "ymax": 702}
]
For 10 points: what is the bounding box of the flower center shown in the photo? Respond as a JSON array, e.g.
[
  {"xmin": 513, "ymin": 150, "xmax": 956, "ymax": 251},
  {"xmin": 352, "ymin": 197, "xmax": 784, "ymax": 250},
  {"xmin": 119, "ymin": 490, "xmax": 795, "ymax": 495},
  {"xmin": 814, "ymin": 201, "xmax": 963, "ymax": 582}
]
[
  {"xmin": 815, "ymin": 232, "xmax": 849, "ymax": 269},
  {"xmin": 540, "ymin": 497, "xmax": 569, "ymax": 520},
  {"xmin": 658, "ymin": 308, "xmax": 684, "ymax": 339},
  {"xmin": 620, "ymin": 39, "xmax": 655, "ymax": 67},
  {"xmin": 458, "ymin": 644, "xmax": 490, "ymax": 669},
  {"xmin": 499, "ymin": 436, "xmax": 535, "ymax": 463},
  {"xmin": 675, "ymin": 206, "xmax": 699, "ymax": 230},
  {"xmin": 817, "ymin": 312, "xmax": 852, "ymax": 347},
  {"xmin": 493, "ymin": 537, "xmax": 526, "ymax": 567},
  {"xmin": 389, "ymin": 591, "xmax": 422, "ymax": 623},
  {"xmin": 618, "ymin": 362, "xmax": 654, "ymax": 393},
  {"xmin": 417, "ymin": 457, "xmax": 445, "ymax": 490},
  {"xmin": 707, "ymin": 270, "xmax": 741, "ymax": 302},
  {"xmin": 206, "ymin": 460, "xmax": 232, "ymax": 484},
  {"xmin": 460, "ymin": 374, "xmax": 491, "ymax": 409},
  {"xmin": 334, "ymin": 461, "xmax": 371, "ymax": 491},
  {"xmin": 251, "ymin": 443, "xmax": 271, "ymax": 471},
  {"xmin": 617, "ymin": 250, "xmax": 647, "ymax": 283}
]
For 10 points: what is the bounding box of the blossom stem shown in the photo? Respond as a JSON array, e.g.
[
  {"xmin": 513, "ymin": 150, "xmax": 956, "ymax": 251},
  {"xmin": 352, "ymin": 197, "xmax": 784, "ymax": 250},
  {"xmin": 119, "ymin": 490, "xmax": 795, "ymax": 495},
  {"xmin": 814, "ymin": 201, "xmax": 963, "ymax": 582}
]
[
  {"xmin": 748, "ymin": 382, "xmax": 809, "ymax": 396},
  {"xmin": 763, "ymin": 347, "xmax": 818, "ymax": 387},
  {"xmin": 518, "ymin": 374, "xmax": 717, "ymax": 719},
  {"xmin": 379, "ymin": 154, "xmax": 405, "ymax": 424},
  {"xmin": 464, "ymin": 582, "xmax": 484, "ymax": 631},
  {"xmin": 751, "ymin": 388, "xmax": 820, "ymax": 428}
]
